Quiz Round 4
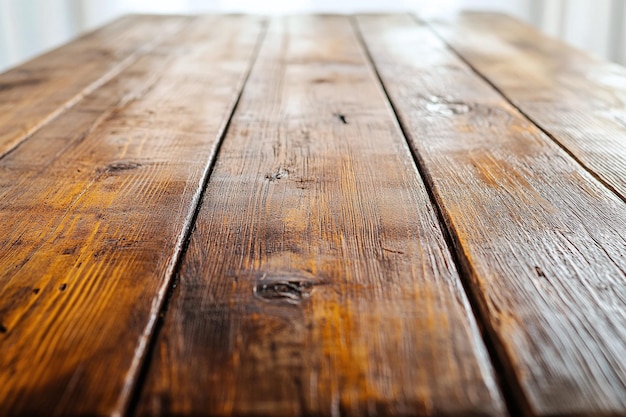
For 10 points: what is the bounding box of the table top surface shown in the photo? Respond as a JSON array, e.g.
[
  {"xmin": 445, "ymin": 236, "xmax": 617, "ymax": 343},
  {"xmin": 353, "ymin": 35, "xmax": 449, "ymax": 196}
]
[{"xmin": 0, "ymin": 12, "xmax": 625, "ymax": 417}]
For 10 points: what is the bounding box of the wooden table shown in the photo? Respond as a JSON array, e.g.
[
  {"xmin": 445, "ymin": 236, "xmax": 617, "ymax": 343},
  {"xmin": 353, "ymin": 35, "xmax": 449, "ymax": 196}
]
[{"xmin": 0, "ymin": 12, "xmax": 625, "ymax": 417}]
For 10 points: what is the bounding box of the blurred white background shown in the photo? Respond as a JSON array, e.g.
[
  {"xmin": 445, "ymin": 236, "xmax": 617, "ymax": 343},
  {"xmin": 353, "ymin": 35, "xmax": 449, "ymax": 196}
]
[{"xmin": 0, "ymin": 0, "xmax": 625, "ymax": 72}]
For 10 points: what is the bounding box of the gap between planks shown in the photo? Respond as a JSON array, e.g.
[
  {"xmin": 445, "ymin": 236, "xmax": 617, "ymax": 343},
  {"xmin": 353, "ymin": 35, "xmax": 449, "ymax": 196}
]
[
  {"xmin": 126, "ymin": 14, "xmax": 626, "ymax": 417},
  {"xmin": 416, "ymin": 20, "xmax": 626, "ymax": 414},
  {"xmin": 121, "ymin": 19, "xmax": 269, "ymax": 417},
  {"xmin": 0, "ymin": 15, "xmax": 266, "ymax": 417},
  {"xmin": 422, "ymin": 14, "xmax": 626, "ymax": 205},
  {"xmin": 134, "ymin": 14, "xmax": 505, "ymax": 417},
  {"xmin": 0, "ymin": 16, "xmax": 188, "ymax": 161},
  {"xmin": 358, "ymin": 13, "xmax": 626, "ymax": 417},
  {"xmin": 351, "ymin": 15, "xmax": 526, "ymax": 417},
  {"xmin": 127, "ymin": 13, "xmax": 516, "ymax": 417},
  {"xmin": 53, "ymin": 12, "xmax": 622, "ymax": 417}
]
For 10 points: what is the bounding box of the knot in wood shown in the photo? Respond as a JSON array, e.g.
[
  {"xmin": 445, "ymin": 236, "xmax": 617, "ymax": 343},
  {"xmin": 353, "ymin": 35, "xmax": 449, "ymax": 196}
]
[{"xmin": 253, "ymin": 272, "xmax": 319, "ymax": 305}]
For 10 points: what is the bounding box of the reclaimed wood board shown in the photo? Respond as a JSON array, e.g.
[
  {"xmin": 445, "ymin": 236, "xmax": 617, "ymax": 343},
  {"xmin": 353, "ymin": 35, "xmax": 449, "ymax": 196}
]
[
  {"xmin": 0, "ymin": 15, "xmax": 263, "ymax": 416},
  {"xmin": 357, "ymin": 13, "xmax": 626, "ymax": 417},
  {"xmin": 135, "ymin": 15, "xmax": 505, "ymax": 417},
  {"xmin": 1, "ymin": 11, "xmax": 626, "ymax": 417},
  {"xmin": 0, "ymin": 15, "xmax": 189, "ymax": 159},
  {"xmin": 430, "ymin": 12, "xmax": 626, "ymax": 202}
]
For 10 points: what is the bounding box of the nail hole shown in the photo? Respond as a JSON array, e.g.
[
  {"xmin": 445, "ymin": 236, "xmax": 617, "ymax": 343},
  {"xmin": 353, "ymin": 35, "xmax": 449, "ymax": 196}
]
[{"xmin": 334, "ymin": 113, "xmax": 348, "ymax": 124}]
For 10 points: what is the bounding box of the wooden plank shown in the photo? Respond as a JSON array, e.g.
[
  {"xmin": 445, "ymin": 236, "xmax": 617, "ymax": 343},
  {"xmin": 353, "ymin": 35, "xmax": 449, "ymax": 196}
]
[
  {"xmin": 357, "ymin": 13, "xmax": 626, "ymax": 417},
  {"xmin": 429, "ymin": 12, "xmax": 626, "ymax": 202},
  {"xmin": 0, "ymin": 14, "xmax": 187, "ymax": 159},
  {"xmin": 136, "ymin": 15, "xmax": 506, "ymax": 417},
  {"xmin": 0, "ymin": 15, "xmax": 264, "ymax": 416}
]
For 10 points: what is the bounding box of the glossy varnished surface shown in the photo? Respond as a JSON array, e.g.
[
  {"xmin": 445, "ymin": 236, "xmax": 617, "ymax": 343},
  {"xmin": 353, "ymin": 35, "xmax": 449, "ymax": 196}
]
[
  {"xmin": 0, "ymin": 12, "xmax": 625, "ymax": 417},
  {"xmin": 136, "ymin": 16, "xmax": 504, "ymax": 417}
]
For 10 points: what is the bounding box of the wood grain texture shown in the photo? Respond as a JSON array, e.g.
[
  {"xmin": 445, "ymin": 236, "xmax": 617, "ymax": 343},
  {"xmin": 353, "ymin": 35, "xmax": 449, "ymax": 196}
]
[
  {"xmin": 0, "ymin": 15, "xmax": 263, "ymax": 416},
  {"xmin": 357, "ymin": 14, "xmax": 626, "ymax": 417},
  {"xmin": 136, "ymin": 15, "xmax": 505, "ymax": 417},
  {"xmin": 0, "ymin": 14, "xmax": 187, "ymax": 159},
  {"xmin": 429, "ymin": 12, "xmax": 626, "ymax": 202}
]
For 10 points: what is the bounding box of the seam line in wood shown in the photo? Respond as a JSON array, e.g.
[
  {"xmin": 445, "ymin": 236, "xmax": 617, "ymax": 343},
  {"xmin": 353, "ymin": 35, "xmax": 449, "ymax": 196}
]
[
  {"xmin": 420, "ymin": 14, "xmax": 626, "ymax": 206},
  {"xmin": 0, "ymin": 17, "xmax": 190, "ymax": 163},
  {"xmin": 122, "ymin": 18, "xmax": 269, "ymax": 417},
  {"xmin": 352, "ymin": 14, "xmax": 529, "ymax": 417}
]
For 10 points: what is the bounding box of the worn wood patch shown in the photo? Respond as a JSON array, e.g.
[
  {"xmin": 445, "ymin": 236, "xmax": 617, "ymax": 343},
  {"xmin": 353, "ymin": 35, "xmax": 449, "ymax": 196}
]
[
  {"xmin": 136, "ymin": 15, "xmax": 505, "ymax": 417},
  {"xmin": 0, "ymin": 15, "xmax": 189, "ymax": 159},
  {"xmin": 430, "ymin": 12, "xmax": 626, "ymax": 202},
  {"xmin": 357, "ymin": 13, "xmax": 626, "ymax": 417},
  {"xmin": 0, "ymin": 16, "xmax": 263, "ymax": 416}
]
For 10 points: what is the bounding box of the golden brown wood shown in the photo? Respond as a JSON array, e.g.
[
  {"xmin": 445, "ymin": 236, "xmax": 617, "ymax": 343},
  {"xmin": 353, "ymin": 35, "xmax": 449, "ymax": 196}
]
[
  {"xmin": 136, "ymin": 15, "xmax": 506, "ymax": 417},
  {"xmin": 0, "ymin": 15, "xmax": 263, "ymax": 416},
  {"xmin": 0, "ymin": 14, "xmax": 187, "ymax": 159},
  {"xmin": 430, "ymin": 12, "xmax": 626, "ymax": 202},
  {"xmin": 357, "ymin": 13, "xmax": 626, "ymax": 417}
]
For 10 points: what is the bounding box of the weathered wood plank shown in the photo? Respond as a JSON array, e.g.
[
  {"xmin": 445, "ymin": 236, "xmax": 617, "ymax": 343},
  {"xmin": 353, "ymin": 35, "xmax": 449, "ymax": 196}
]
[
  {"xmin": 357, "ymin": 13, "xmax": 626, "ymax": 417},
  {"xmin": 0, "ymin": 14, "xmax": 187, "ymax": 159},
  {"xmin": 0, "ymin": 15, "xmax": 263, "ymax": 416},
  {"xmin": 430, "ymin": 12, "xmax": 626, "ymax": 202},
  {"xmin": 136, "ymin": 15, "xmax": 505, "ymax": 417}
]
